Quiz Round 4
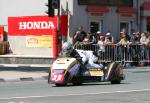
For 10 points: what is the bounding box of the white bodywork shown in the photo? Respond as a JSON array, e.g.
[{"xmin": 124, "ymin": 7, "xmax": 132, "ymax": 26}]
[{"xmin": 52, "ymin": 58, "xmax": 78, "ymax": 70}]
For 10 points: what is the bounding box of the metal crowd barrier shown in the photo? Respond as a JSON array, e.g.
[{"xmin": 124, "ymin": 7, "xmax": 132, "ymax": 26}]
[{"xmin": 74, "ymin": 43, "xmax": 150, "ymax": 65}]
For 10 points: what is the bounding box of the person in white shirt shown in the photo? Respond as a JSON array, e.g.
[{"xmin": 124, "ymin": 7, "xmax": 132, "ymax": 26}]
[{"xmin": 97, "ymin": 35, "xmax": 106, "ymax": 59}]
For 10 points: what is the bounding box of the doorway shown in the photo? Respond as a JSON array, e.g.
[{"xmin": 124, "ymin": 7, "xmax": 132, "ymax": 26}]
[
  {"xmin": 120, "ymin": 22, "xmax": 129, "ymax": 33},
  {"xmin": 90, "ymin": 22, "xmax": 99, "ymax": 33}
]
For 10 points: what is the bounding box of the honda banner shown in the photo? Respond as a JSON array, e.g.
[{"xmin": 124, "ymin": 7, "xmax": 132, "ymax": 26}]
[{"xmin": 8, "ymin": 15, "xmax": 68, "ymax": 36}]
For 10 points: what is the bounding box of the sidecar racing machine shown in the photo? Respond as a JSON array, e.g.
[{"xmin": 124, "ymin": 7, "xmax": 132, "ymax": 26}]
[{"xmin": 48, "ymin": 57, "xmax": 125, "ymax": 86}]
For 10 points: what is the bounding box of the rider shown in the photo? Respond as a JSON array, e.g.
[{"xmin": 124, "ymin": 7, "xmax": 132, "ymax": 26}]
[{"xmin": 62, "ymin": 42, "xmax": 85, "ymax": 64}]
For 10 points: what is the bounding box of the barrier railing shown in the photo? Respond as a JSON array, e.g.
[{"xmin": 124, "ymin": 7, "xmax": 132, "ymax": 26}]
[{"xmin": 74, "ymin": 43, "xmax": 150, "ymax": 65}]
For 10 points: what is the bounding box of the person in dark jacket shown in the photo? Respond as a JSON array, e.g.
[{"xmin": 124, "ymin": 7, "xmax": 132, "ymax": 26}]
[{"xmin": 73, "ymin": 26, "xmax": 87, "ymax": 44}]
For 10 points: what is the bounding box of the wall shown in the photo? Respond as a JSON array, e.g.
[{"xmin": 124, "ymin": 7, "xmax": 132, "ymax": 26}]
[{"xmin": 0, "ymin": 0, "xmax": 53, "ymax": 57}]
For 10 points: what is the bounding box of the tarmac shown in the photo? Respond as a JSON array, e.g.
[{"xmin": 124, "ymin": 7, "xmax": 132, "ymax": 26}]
[{"xmin": 0, "ymin": 65, "xmax": 150, "ymax": 83}]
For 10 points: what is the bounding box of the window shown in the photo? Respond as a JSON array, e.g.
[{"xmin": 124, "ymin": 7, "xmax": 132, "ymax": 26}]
[
  {"xmin": 147, "ymin": 17, "xmax": 150, "ymax": 32},
  {"xmin": 120, "ymin": 22, "xmax": 129, "ymax": 33},
  {"xmin": 90, "ymin": 22, "xmax": 99, "ymax": 33},
  {"xmin": 90, "ymin": 20, "xmax": 103, "ymax": 33}
]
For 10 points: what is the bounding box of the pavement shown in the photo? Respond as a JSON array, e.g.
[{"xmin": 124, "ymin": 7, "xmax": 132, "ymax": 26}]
[
  {"xmin": 0, "ymin": 64, "xmax": 50, "ymax": 83},
  {"xmin": 0, "ymin": 71, "xmax": 48, "ymax": 82},
  {"xmin": 0, "ymin": 54, "xmax": 53, "ymax": 83}
]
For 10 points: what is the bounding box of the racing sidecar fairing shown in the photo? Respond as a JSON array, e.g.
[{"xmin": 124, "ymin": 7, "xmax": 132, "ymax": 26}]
[{"xmin": 48, "ymin": 57, "xmax": 125, "ymax": 86}]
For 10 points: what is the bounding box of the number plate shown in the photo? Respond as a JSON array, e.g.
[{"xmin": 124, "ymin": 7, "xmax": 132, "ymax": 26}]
[{"xmin": 89, "ymin": 70, "xmax": 104, "ymax": 76}]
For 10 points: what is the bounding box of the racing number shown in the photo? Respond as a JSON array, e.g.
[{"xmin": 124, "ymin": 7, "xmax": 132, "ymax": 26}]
[{"xmin": 52, "ymin": 74, "xmax": 63, "ymax": 81}]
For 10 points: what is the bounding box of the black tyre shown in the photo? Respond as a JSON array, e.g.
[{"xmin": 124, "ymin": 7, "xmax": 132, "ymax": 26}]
[
  {"xmin": 72, "ymin": 83, "xmax": 82, "ymax": 86},
  {"xmin": 72, "ymin": 75, "xmax": 82, "ymax": 86},
  {"xmin": 55, "ymin": 83, "xmax": 67, "ymax": 86},
  {"xmin": 105, "ymin": 62, "xmax": 118, "ymax": 81},
  {"xmin": 111, "ymin": 79, "xmax": 121, "ymax": 84},
  {"xmin": 105, "ymin": 62, "xmax": 123, "ymax": 84}
]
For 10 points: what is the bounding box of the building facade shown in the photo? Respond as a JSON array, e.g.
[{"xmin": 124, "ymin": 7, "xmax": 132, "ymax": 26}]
[
  {"xmin": 0, "ymin": 0, "xmax": 150, "ymax": 57},
  {"xmin": 64, "ymin": 0, "xmax": 150, "ymax": 42}
]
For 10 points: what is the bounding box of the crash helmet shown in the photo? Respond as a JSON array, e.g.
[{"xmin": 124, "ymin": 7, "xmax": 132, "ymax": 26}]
[{"xmin": 62, "ymin": 42, "xmax": 74, "ymax": 56}]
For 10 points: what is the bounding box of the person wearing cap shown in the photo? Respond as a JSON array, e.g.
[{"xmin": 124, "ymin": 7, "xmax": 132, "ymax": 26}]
[
  {"xmin": 104, "ymin": 31, "xmax": 115, "ymax": 60},
  {"xmin": 96, "ymin": 31, "xmax": 102, "ymax": 38},
  {"xmin": 96, "ymin": 31, "xmax": 103, "ymax": 42},
  {"xmin": 97, "ymin": 31, "xmax": 101, "ymax": 34},
  {"xmin": 104, "ymin": 31, "xmax": 114, "ymax": 44}
]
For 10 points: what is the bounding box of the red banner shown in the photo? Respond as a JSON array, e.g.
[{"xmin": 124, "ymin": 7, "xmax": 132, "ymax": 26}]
[
  {"xmin": 0, "ymin": 26, "xmax": 4, "ymax": 41},
  {"xmin": 60, "ymin": 15, "xmax": 68, "ymax": 36},
  {"xmin": 8, "ymin": 15, "xmax": 68, "ymax": 36}
]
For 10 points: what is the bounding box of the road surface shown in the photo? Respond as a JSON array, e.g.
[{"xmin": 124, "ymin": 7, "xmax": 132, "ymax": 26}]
[{"xmin": 0, "ymin": 68, "xmax": 150, "ymax": 103}]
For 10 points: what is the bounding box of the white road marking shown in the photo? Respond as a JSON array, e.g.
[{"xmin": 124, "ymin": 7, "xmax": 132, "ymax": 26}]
[
  {"xmin": 1, "ymin": 89, "xmax": 150, "ymax": 100},
  {"xmin": 2, "ymin": 64, "xmax": 19, "ymax": 67},
  {"xmin": 8, "ymin": 101, "xmax": 24, "ymax": 103}
]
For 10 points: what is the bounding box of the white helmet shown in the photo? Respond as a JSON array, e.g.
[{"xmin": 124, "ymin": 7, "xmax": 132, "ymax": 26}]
[{"xmin": 62, "ymin": 42, "xmax": 73, "ymax": 56}]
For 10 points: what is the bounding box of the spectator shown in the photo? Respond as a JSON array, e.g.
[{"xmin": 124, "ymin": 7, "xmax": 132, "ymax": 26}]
[
  {"xmin": 104, "ymin": 31, "xmax": 114, "ymax": 44},
  {"xmin": 129, "ymin": 32, "xmax": 141, "ymax": 66},
  {"xmin": 117, "ymin": 32, "xmax": 130, "ymax": 63},
  {"xmin": 97, "ymin": 35, "xmax": 105, "ymax": 52},
  {"xmin": 145, "ymin": 32, "xmax": 150, "ymax": 44},
  {"xmin": 146, "ymin": 32, "xmax": 150, "ymax": 62},
  {"xmin": 82, "ymin": 34, "xmax": 92, "ymax": 45},
  {"xmin": 129, "ymin": 32, "xmax": 141, "ymax": 44},
  {"xmin": 118, "ymin": 32, "xmax": 130, "ymax": 45},
  {"xmin": 90, "ymin": 32, "xmax": 98, "ymax": 44},
  {"xmin": 82, "ymin": 32, "xmax": 97, "ymax": 51},
  {"xmin": 96, "ymin": 31, "xmax": 102, "ymax": 41},
  {"xmin": 96, "ymin": 31, "xmax": 102, "ymax": 36},
  {"xmin": 73, "ymin": 26, "xmax": 87, "ymax": 45},
  {"xmin": 104, "ymin": 31, "xmax": 115, "ymax": 60},
  {"xmin": 140, "ymin": 33, "xmax": 149, "ymax": 45},
  {"xmin": 97, "ymin": 35, "xmax": 106, "ymax": 59},
  {"xmin": 140, "ymin": 32, "xmax": 149, "ymax": 62}
]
